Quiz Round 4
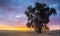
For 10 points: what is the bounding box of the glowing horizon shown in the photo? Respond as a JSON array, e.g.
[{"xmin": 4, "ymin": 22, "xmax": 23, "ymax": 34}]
[
  {"xmin": 0, "ymin": 24, "xmax": 60, "ymax": 31},
  {"xmin": 0, "ymin": 24, "xmax": 33, "ymax": 30}
]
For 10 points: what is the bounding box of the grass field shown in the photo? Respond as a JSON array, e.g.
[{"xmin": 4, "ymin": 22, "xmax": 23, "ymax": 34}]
[{"xmin": 0, "ymin": 30, "xmax": 60, "ymax": 36}]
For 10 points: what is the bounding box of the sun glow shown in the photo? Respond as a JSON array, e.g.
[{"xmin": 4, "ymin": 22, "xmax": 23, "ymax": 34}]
[
  {"xmin": 0, "ymin": 24, "xmax": 60, "ymax": 31},
  {"xmin": 17, "ymin": 27, "xmax": 32, "ymax": 31},
  {"xmin": 0, "ymin": 24, "xmax": 32, "ymax": 31}
]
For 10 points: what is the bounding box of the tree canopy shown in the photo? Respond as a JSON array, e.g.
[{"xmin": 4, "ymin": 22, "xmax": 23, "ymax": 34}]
[{"xmin": 25, "ymin": 2, "xmax": 57, "ymax": 33}]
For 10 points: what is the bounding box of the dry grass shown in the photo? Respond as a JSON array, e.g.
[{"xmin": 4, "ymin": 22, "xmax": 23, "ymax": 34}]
[{"xmin": 0, "ymin": 30, "xmax": 60, "ymax": 36}]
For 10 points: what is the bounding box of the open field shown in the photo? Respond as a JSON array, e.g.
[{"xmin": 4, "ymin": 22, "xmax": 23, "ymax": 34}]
[{"xmin": 0, "ymin": 30, "xmax": 60, "ymax": 36}]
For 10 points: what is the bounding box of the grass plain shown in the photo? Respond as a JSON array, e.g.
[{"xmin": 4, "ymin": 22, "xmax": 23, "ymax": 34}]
[{"xmin": 0, "ymin": 30, "xmax": 60, "ymax": 36}]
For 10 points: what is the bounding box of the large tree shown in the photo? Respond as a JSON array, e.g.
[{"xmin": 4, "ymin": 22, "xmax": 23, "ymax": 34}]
[{"xmin": 25, "ymin": 2, "xmax": 57, "ymax": 33}]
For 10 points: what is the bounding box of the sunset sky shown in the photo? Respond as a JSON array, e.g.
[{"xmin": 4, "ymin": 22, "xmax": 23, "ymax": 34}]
[{"xmin": 0, "ymin": 0, "xmax": 60, "ymax": 30}]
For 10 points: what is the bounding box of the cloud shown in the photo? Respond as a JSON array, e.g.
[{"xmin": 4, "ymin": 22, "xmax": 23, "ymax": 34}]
[
  {"xmin": 15, "ymin": 14, "xmax": 26, "ymax": 18},
  {"xmin": 0, "ymin": 0, "xmax": 35, "ymax": 12},
  {"xmin": 0, "ymin": 0, "xmax": 60, "ymax": 27},
  {"xmin": 0, "ymin": 0, "xmax": 10, "ymax": 6},
  {"xmin": 50, "ymin": 4, "xmax": 59, "ymax": 7},
  {"xmin": 16, "ymin": 15, "xmax": 22, "ymax": 18}
]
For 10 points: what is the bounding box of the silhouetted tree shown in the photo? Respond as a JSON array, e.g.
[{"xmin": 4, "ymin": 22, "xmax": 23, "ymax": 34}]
[{"xmin": 25, "ymin": 2, "xmax": 57, "ymax": 33}]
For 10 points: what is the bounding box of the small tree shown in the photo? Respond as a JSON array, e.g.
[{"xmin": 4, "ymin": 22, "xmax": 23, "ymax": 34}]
[{"xmin": 25, "ymin": 2, "xmax": 57, "ymax": 33}]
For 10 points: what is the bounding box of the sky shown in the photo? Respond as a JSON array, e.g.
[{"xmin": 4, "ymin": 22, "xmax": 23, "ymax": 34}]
[{"xmin": 0, "ymin": 0, "xmax": 60, "ymax": 30}]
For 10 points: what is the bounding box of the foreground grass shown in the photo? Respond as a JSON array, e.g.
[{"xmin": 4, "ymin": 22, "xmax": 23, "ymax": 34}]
[{"xmin": 0, "ymin": 30, "xmax": 60, "ymax": 36}]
